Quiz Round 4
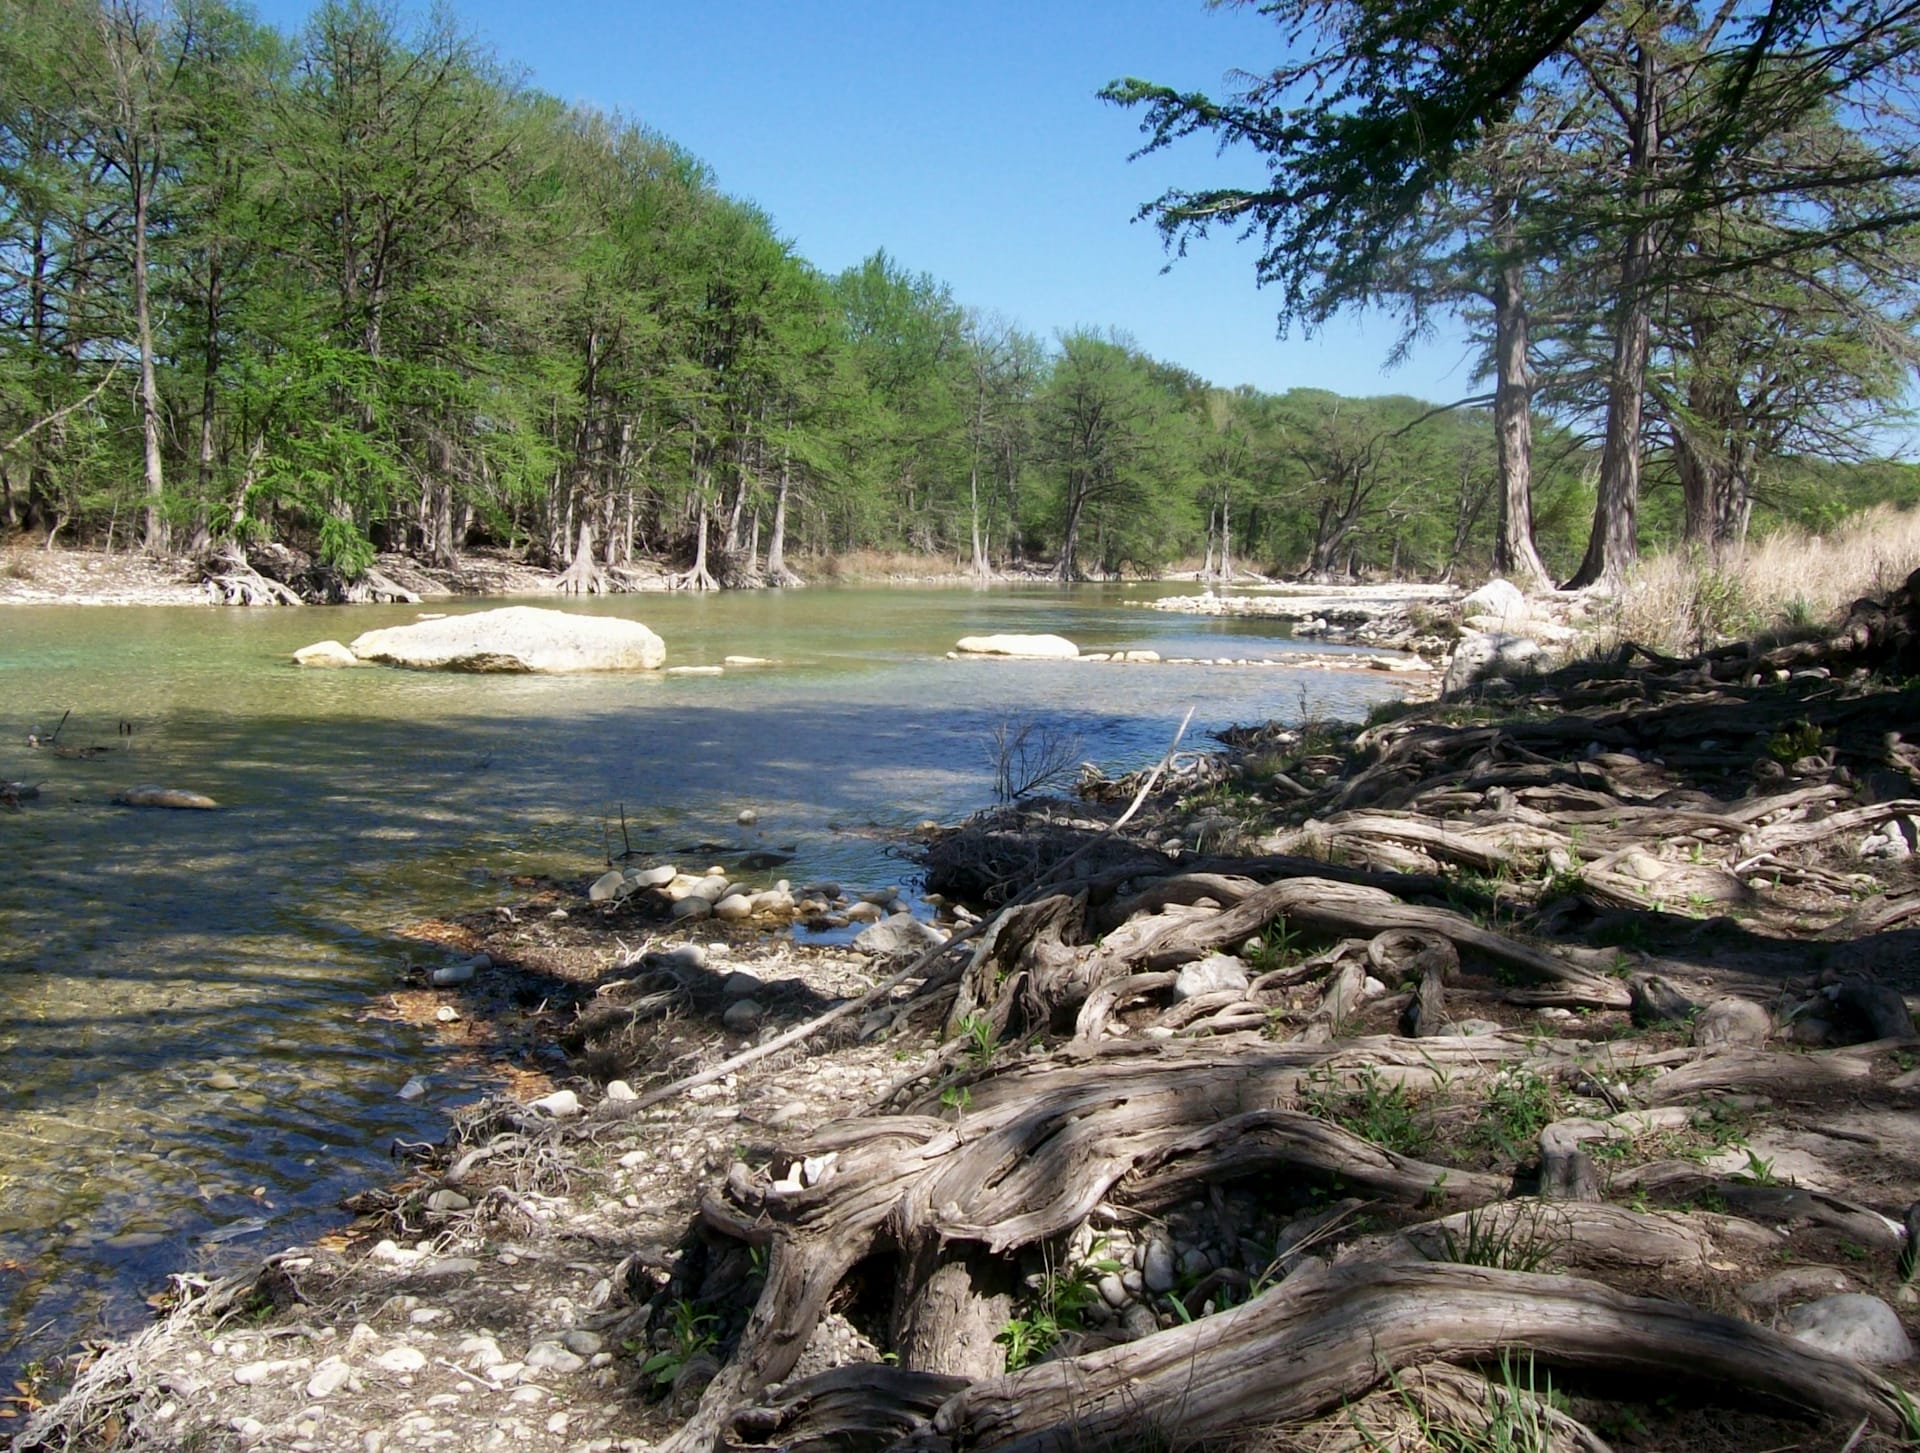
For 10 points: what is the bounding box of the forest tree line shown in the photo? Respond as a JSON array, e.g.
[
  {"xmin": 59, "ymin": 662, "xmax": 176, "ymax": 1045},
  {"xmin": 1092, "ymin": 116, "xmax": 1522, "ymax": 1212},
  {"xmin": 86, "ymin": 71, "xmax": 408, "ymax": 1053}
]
[{"xmin": 1, "ymin": 0, "xmax": 1916, "ymax": 590}]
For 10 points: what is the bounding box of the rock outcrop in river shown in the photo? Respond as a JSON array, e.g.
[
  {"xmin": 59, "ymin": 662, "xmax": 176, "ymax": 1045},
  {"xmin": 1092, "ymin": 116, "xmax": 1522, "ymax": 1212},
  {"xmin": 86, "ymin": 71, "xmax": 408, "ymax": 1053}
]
[{"xmin": 329, "ymin": 606, "xmax": 667, "ymax": 673}]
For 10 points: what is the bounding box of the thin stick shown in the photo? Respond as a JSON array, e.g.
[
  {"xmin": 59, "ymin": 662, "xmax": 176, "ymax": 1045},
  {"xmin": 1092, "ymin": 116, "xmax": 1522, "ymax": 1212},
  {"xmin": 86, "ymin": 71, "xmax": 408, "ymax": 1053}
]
[
  {"xmin": 630, "ymin": 705, "xmax": 1198, "ymax": 1111},
  {"xmin": 48, "ymin": 709, "xmax": 71, "ymax": 746}
]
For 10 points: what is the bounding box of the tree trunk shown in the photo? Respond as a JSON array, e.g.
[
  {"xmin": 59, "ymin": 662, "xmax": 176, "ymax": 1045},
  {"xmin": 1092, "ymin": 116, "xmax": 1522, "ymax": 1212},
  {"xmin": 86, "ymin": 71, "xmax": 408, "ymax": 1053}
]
[
  {"xmin": 134, "ymin": 181, "xmax": 167, "ymax": 556},
  {"xmin": 1489, "ymin": 194, "xmax": 1549, "ymax": 590},
  {"xmin": 1565, "ymin": 42, "xmax": 1660, "ymax": 592}
]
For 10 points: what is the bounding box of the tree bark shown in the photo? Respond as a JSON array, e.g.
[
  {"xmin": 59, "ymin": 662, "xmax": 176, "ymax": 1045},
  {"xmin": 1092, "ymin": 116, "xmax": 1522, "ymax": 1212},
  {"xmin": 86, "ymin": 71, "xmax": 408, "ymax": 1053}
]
[
  {"xmin": 1489, "ymin": 193, "xmax": 1549, "ymax": 589},
  {"xmin": 1565, "ymin": 41, "xmax": 1660, "ymax": 592}
]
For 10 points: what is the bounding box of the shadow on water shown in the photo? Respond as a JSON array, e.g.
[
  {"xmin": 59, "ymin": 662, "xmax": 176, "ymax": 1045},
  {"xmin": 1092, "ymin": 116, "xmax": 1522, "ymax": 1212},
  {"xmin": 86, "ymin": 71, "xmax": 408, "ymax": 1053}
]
[{"xmin": 0, "ymin": 594, "xmax": 1414, "ymax": 1382}]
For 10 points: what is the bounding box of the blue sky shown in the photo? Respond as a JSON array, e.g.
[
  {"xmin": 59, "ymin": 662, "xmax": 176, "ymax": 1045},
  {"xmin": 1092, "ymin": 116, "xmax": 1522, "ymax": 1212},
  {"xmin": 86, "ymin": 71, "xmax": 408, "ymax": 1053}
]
[{"xmin": 244, "ymin": 0, "xmax": 1485, "ymax": 406}]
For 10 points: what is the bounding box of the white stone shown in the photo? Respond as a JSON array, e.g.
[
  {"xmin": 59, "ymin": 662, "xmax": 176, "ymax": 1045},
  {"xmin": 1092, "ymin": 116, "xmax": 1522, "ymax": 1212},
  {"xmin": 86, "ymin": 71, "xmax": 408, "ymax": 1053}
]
[
  {"xmin": 628, "ymin": 864, "xmax": 676, "ymax": 888},
  {"xmin": 713, "ymin": 894, "xmax": 755, "ymax": 921},
  {"xmin": 372, "ymin": 1346, "xmax": 428, "ymax": 1375},
  {"xmin": 346, "ymin": 606, "xmax": 666, "ymax": 673},
  {"xmin": 953, "ymin": 633, "xmax": 1080, "ymax": 659},
  {"xmin": 1461, "ymin": 578, "xmax": 1528, "ymax": 625},
  {"xmin": 529, "ymin": 1089, "xmax": 581, "ymax": 1119},
  {"xmin": 1693, "ymin": 997, "xmax": 1772, "ymax": 1049},
  {"xmin": 1173, "ymin": 953, "xmax": 1249, "ymax": 1001},
  {"xmin": 1442, "ymin": 631, "xmax": 1544, "ymax": 697},
  {"xmin": 306, "ymin": 1357, "xmax": 351, "ymax": 1398},
  {"xmin": 293, "ymin": 639, "xmax": 361, "ymax": 668},
  {"xmin": 605, "ymin": 1080, "xmax": 636, "ymax": 1101},
  {"xmin": 522, "ymin": 1341, "xmax": 585, "ymax": 1374},
  {"xmin": 1785, "ymin": 1294, "xmax": 1914, "ymax": 1364},
  {"xmin": 587, "ymin": 870, "xmax": 629, "ymax": 903}
]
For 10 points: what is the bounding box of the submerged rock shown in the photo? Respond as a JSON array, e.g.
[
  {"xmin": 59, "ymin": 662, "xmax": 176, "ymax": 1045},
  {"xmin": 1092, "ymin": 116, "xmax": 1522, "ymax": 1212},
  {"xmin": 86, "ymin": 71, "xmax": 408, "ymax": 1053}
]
[
  {"xmin": 113, "ymin": 784, "xmax": 218, "ymax": 809},
  {"xmin": 346, "ymin": 606, "xmax": 665, "ymax": 673}
]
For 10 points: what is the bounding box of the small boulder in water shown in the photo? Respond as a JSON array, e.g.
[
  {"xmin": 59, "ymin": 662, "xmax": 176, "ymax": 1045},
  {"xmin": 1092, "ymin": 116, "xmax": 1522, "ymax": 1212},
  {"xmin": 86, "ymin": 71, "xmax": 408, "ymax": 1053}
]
[
  {"xmin": 114, "ymin": 784, "xmax": 218, "ymax": 810},
  {"xmin": 953, "ymin": 633, "xmax": 1079, "ymax": 659}
]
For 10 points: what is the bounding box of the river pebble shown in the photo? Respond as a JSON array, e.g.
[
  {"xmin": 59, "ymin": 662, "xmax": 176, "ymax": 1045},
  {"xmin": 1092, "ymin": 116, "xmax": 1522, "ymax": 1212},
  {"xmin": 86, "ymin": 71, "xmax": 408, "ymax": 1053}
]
[
  {"xmin": 561, "ymin": 1329, "xmax": 603, "ymax": 1357},
  {"xmin": 306, "ymin": 1357, "xmax": 351, "ymax": 1398},
  {"xmin": 531, "ymin": 1089, "xmax": 581, "ymax": 1119},
  {"xmin": 524, "ymin": 1341, "xmax": 585, "ymax": 1374},
  {"xmin": 371, "ymin": 1345, "xmax": 427, "ymax": 1375},
  {"xmin": 722, "ymin": 999, "xmax": 765, "ymax": 1032}
]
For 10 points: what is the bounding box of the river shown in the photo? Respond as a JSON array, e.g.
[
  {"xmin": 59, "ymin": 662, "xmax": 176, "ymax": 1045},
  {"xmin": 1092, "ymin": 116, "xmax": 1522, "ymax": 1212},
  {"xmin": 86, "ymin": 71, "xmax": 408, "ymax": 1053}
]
[{"xmin": 0, "ymin": 584, "xmax": 1411, "ymax": 1382}]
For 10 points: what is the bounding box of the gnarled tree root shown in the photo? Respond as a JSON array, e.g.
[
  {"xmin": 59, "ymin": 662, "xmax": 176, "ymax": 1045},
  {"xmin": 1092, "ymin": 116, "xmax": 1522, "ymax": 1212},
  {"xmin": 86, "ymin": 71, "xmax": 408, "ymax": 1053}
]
[{"xmin": 878, "ymin": 1261, "xmax": 1911, "ymax": 1453}]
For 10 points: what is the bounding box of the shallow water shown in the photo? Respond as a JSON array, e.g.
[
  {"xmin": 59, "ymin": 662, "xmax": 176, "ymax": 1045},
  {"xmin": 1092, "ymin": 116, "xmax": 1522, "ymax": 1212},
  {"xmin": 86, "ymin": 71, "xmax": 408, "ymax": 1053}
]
[{"xmin": 0, "ymin": 583, "xmax": 1408, "ymax": 1380}]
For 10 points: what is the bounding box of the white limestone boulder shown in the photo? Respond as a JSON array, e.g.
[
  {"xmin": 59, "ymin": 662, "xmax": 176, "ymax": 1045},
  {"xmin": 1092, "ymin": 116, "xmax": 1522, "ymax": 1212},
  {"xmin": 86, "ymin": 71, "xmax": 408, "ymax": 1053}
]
[
  {"xmin": 953, "ymin": 633, "xmax": 1079, "ymax": 659},
  {"xmin": 346, "ymin": 606, "xmax": 664, "ymax": 673},
  {"xmin": 292, "ymin": 639, "xmax": 362, "ymax": 668}
]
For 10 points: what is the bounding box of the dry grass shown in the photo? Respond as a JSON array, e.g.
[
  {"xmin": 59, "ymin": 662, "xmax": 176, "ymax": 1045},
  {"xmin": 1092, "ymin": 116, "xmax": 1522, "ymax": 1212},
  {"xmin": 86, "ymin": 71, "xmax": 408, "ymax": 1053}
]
[
  {"xmin": 804, "ymin": 548, "xmax": 973, "ymax": 583},
  {"xmin": 1600, "ymin": 505, "xmax": 1920, "ymax": 656}
]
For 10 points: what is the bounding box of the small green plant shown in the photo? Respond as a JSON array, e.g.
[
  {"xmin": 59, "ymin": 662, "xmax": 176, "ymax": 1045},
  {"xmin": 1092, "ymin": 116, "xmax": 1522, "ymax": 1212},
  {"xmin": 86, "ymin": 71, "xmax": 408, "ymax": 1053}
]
[
  {"xmin": 1435, "ymin": 1205, "xmax": 1563, "ymax": 1274},
  {"xmin": 1892, "ymin": 1385, "xmax": 1920, "ymax": 1446},
  {"xmin": 637, "ymin": 1300, "xmax": 720, "ymax": 1389},
  {"xmin": 1304, "ymin": 1066, "xmax": 1425, "ymax": 1156},
  {"xmin": 1474, "ymin": 1069, "xmax": 1558, "ymax": 1158},
  {"xmin": 1244, "ymin": 918, "xmax": 1304, "ymax": 972},
  {"xmin": 957, "ymin": 1012, "xmax": 997, "ymax": 1067},
  {"xmin": 1353, "ymin": 1352, "xmax": 1560, "ymax": 1452},
  {"xmin": 939, "ymin": 1085, "xmax": 972, "ymax": 1116},
  {"xmin": 1767, "ymin": 719, "xmax": 1825, "ymax": 765},
  {"xmin": 996, "ymin": 1251, "xmax": 1123, "ymax": 1371},
  {"xmin": 1734, "ymin": 1149, "xmax": 1778, "ymax": 1185}
]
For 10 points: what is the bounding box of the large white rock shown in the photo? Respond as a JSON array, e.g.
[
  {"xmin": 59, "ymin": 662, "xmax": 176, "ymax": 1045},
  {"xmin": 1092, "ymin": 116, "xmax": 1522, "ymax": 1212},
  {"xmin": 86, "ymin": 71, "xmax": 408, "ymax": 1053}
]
[
  {"xmin": 1441, "ymin": 631, "xmax": 1544, "ymax": 697},
  {"xmin": 346, "ymin": 606, "xmax": 664, "ymax": 673},
  {"xmin": 1460, "ymin": 578, "xmax": 1529, "ymax": 626},
  {"xmin": 953, "ymin": 633, "xmax": 1079, "ymax": 659},
  {"xmin": 293, "ymin": 639, "xmax": 362, "ymax": 668},
  {"xmin": 1785, "ymin": 1294, "xmax": 1914, "ymax": 1364}
]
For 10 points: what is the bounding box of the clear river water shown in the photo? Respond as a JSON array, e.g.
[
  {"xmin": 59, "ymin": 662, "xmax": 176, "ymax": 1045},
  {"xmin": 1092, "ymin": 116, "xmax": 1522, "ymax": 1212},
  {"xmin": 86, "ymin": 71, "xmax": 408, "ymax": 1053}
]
[{"xmin": 0, "ymin": 583, "xmax": 1411, "ymax": 1382}]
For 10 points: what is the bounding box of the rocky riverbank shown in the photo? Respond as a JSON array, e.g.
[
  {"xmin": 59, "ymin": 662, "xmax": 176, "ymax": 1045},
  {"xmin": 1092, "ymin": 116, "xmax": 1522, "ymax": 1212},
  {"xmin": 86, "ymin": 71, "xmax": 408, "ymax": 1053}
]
[{"xmin": 16, "ymin": 575, "xmax": 1920, "ymax": 1453}]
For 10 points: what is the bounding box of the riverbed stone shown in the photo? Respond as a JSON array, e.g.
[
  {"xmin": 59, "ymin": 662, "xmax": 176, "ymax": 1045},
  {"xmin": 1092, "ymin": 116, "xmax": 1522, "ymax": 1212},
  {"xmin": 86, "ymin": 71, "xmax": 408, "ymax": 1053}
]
[
  {"xmin": 292, "ymin": 640, "xmax": 361, "ymax": 668},
  {"xmin": 530, "ymin": 1089, "xmax": 581, "ymax": 1119},
  {"xmin": 1785, "ymin": 1294, "xmax": 1914, "ymax": 1364},
  {"xmin": 722, "ymin": 971, "xmax": 764, "ymax": 999},
  {"xmin": 629, "ymin": 864, "xmax": 677, "ymax": 889},
  {"xmin": 346, "ymin": 606, "xmax": 665, "ymax": 674},
  {"xmin": 587, "ymin": 870, "xmax": 629, "ymax": 903},
  {"xmin": 952, "ymin": 633, "xmax": 1079, "ymax": 659},
  {"xmin": 371, "ymin": 1345, "xmax": 428, "ymax": 1375},
  {"xmin": 306, "ymin": 1357, "xmax": 352, "ymax": 1398},
  {"xmin": 722, "ymin": 999, "xmax": 765, "ymax": 1033},
  {"xmin": 1172, "ymin": 953, "xmax": 1249, "ymax": 1001},
  {"xmin": 1460, "ymin": 578, "xmax": 1528, "ymax": 626},
  {"xmin": 1694, "ymin": 997, "xmax": 1772, "ymax": 1049},
  {"xmin": 1141, "ymin": 1236, "xmax": 1177, "ymax": 1293},
  {"xmin": 713, "ymin": 893, "xmax": 755, "ymax": 921},
  {"xmin": 113, "ymin": 784, "xmax": 218, "ymax": 809},
  {"xmin": 853, "ymin": 912, "xmax": 944, "ymax": 960},
  {"xmin": 523, "ymin": 1341, "xmax": 586, "ymax": 1374},
  {"xmin": 1442, "ymin": 631, "xmax": 1544, "ymax": 697},
  {"xmin": 671, "ymin": 897, "xmax": 713, "ymax": 922}
]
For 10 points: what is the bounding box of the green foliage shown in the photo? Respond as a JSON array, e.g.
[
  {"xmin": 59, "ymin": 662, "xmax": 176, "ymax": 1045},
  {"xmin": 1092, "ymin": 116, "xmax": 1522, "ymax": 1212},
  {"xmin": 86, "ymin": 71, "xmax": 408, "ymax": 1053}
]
[
  {"xmin": 996, "ymin": 1250, "xmax": 1124, "ymax": 1371},
  {"xmin": 1435, "ymin": 1205, "xmax": 1562, "ymax": 1274},
  {"xmin": 1474, "ymin": 1069, "xmax": 1557, "ymax": 1158},
  {"xmin": 1304, "ymin": 1065, "xmax": 1425, "ymax": 1156},
  {"xmin": 636, "ymin": 1300, "xmax": 719, "ymax": 1389},
  {"xmin": 957, "ymin": 1012, "xmax": 997, "ymax": 1067},
  {"xmin": 1767, "ymin": 720, "xmax": 1825, "ymax": 765}
]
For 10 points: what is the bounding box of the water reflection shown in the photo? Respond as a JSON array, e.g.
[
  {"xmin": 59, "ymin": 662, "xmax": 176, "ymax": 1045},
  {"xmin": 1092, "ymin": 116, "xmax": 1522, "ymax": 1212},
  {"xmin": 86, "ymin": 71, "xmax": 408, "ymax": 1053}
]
[{"xmin": 0, "ymin": 584, "xmax": 1409, "ymax": 1379}]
